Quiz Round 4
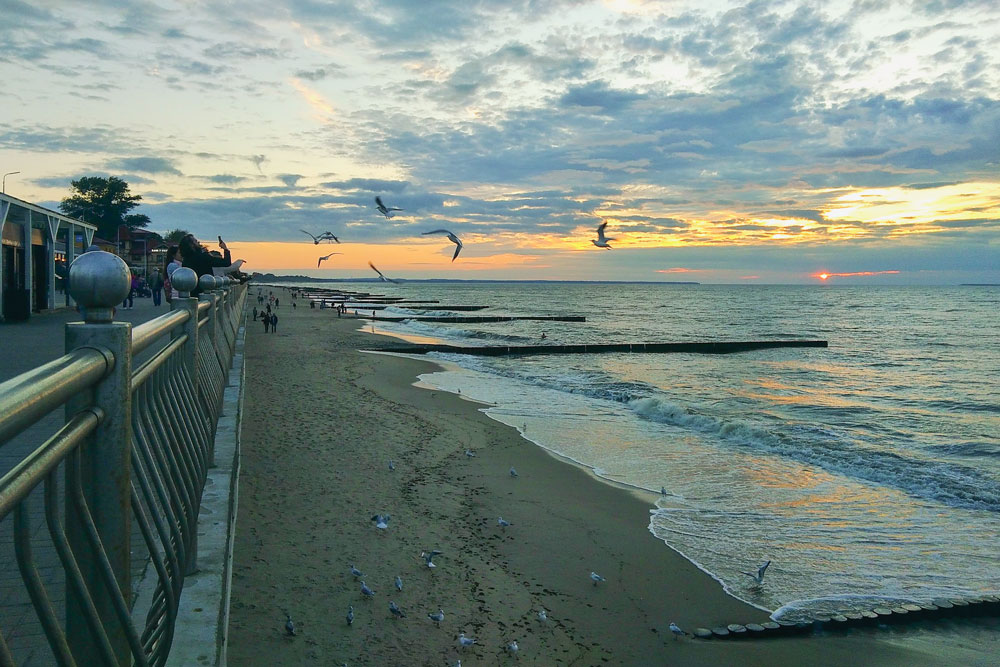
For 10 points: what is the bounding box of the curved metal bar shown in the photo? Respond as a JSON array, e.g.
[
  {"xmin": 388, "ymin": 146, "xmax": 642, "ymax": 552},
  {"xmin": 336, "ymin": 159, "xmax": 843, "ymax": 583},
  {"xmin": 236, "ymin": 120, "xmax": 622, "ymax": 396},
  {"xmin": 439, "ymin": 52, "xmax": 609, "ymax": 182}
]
[
  {"xmin": 197, "ymin": 316, "xmax": 209, "ymax": 329},
  {"xmin": 0, "ymin": 347, "xmax": 111, "ymax": 446},
  {"xmin": 132, "ymin": 310, "xmax": 190, "ymax": 355},
  {"xmin": 196, "ymin": 301, "xmax": 210, "ymax": 314},
  {"xmin": 0, "ymin": 409, "xmax": 102, "ymax": 517},
  {"xmin": 131, "ymin": 335, "xmax": 188, "ymax": 389}
]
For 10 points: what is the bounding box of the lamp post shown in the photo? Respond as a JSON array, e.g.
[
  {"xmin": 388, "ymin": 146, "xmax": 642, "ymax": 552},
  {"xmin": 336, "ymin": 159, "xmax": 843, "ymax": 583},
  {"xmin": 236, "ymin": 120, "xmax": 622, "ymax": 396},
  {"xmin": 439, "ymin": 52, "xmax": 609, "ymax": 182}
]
[{"xmin": 2, "ymin": 171, "xmax": 20, "ymax": 193}]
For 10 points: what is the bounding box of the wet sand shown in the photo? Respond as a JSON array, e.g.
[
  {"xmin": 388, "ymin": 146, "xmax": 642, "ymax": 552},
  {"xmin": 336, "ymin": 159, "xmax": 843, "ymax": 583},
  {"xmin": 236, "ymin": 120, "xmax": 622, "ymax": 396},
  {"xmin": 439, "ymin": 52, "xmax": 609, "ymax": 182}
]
[{"xmin": 228, "ymin": 298, "xmax": 940, "ymax": 665}]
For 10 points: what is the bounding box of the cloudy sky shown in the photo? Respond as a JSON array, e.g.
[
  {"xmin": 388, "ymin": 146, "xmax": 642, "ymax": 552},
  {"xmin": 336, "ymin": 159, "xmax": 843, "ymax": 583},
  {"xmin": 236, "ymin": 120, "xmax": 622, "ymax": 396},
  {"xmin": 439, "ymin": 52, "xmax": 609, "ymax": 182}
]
[{"xmin": 2, "ymin": 0, "xmax": 998, "ymax": 283}]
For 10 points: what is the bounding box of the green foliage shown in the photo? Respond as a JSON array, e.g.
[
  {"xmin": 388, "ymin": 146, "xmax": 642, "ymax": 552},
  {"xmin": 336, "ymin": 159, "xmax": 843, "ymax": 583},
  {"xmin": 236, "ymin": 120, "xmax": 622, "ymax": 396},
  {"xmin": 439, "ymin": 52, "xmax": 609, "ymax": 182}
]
[
  {"xmin": 163, "ymin": 228, "xmax": 191, "ymax": 243},
  {"xmin": 59, "ymin": 176, "xmax": 146, "ymax": 240}
]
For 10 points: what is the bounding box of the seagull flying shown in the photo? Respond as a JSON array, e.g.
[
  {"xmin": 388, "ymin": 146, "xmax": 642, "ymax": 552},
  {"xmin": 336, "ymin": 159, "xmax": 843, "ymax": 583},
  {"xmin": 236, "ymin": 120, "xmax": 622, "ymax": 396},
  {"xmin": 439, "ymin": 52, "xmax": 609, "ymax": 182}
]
[
  {"xmin": 421, "ymin": 550, "xmax": 443, "ymax": 568},
  {"xmin": 285, "ymin": 613, "xmax": 296, "ymax": 636},
  {"xmin": 368, "ymin": 261, "xmax": 398, "ymax": 283},
  {"xmin": 497, "ymin": 517, "xmax": 511, "ymax": 528},
  {"xmin": 458, "ymin": 633, "xmax": 476, "ymax": 648},
  {"xmin": 317, "ymin": 252, "xmax": 341, "ymax": 267},
  {"xmin": 350, "ymin": 564, "xmax": 364, "ymax": 578},
  {"xmin": 394, "ymin": 575, "xmax": 403, "ymax": 591},
  {"xmin": 591, "ymin": 222, "xmax": 615, "ymax": 249},
  {"xmin": 741, "ymin": 560, "xmax": 771, "ymax": 585},
  {"xmin": 301, "ymin": 229, "xmax": 340, "ymax": 244},
  {"xmin": 428, "ymin": 609, "xmax": 445, "ymax": 625},
  {"xmin": 346, "ymin": 605, "xmax": 354, "ymax": 626},
  {"xmin": 375, "ymin": 196, "xmax": 404, "ymax": 219},
  {"xmin": 360, "ymin": 581, "xmax": 375, "ymax": 597},
  {"xmin": 669, "ymin": 622, "xmax": 684, "ymax": 639},
  {"xmin": 509, "ymin": 466, "xmax": 518, "ymax": 478},
  {"xmin": 421, "ymin": 229, "xmax": 463, "ymax": 261},
  {"xmin": 590, "ymin": 571, "xmax": 606, "ymax": 585},
  {"xmin": 371, "ymin": 514, "xmax": 390, "ymax": 530},
  {"xmin": 389, "ymin": 601, "xmax": 406, "ymax": 618}
]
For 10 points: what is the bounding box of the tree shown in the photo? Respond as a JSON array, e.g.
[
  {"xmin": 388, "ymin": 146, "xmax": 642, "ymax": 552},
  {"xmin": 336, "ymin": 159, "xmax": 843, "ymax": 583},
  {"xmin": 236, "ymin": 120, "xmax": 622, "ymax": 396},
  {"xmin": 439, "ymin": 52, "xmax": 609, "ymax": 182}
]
[
  {"xmin": 59, "ymin": 176, "xmax": 147, "ymax": 240},
  {"xmin": 163, "ymin": 228, "xmax": 191, "ymax": 243}
]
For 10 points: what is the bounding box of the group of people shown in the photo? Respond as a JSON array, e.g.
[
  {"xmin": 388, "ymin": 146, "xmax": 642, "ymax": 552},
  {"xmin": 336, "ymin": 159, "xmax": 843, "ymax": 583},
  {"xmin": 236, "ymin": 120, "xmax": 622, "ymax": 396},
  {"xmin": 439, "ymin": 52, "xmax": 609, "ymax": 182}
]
[
  {"xmin": 157, "ymin": 233, "xmax": 240, "ymax": 304},
  {"xmin": 252, "ymin": 304, "xmax": 278, "ymax": 333}
]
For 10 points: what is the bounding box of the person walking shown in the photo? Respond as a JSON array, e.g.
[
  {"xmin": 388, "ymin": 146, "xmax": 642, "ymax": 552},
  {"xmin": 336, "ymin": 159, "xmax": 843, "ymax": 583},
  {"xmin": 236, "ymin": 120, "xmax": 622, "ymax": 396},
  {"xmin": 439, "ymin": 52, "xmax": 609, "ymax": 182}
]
[
  {"xmin": 252, "ymin": 306, "xmax": 258, "ymax": 321},
  {"xmin": 270, "ymin": 312, "xmax": 278, "ymax": 332},
  {"xmin": 122, "ymin": 272, "xmax": 136, "ymax": 309},
  {"xmin": 263, "ymin": 313, "xmax": 270, "ymax": 332},
  {"xmin": 149, "ymin": 268, "xmax": 164, "ymax": 306}
]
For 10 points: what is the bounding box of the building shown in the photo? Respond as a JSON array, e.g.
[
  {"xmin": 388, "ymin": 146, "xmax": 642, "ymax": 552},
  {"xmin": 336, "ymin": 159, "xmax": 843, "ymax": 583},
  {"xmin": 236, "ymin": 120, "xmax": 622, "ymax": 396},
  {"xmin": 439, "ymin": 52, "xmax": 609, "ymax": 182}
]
[{"xmin": 0, "ymin": 192, "xmax": 98, "ymax": 322}]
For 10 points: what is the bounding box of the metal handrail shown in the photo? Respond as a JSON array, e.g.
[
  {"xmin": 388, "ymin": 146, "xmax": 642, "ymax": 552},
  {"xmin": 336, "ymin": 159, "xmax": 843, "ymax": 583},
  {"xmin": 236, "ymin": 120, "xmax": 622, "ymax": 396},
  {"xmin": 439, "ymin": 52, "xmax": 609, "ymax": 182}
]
[
  {"xmin": 0, "ymin": 347, "xmax": 112, "ymax": 445},
  {"xmin": 1, "ymin": 271, "xmax": 247, "ymax": 666},
  {"xmin": 133, "ymin": 310, "xmax": 190, "ymax": 355}
]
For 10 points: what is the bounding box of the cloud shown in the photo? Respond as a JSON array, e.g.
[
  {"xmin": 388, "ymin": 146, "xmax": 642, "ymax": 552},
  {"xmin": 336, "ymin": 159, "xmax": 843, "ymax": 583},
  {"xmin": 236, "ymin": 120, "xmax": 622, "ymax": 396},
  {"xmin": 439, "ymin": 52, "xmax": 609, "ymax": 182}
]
[{"xmin": 107, "ymin": 157, "xmax": 182, "ymax": 175}]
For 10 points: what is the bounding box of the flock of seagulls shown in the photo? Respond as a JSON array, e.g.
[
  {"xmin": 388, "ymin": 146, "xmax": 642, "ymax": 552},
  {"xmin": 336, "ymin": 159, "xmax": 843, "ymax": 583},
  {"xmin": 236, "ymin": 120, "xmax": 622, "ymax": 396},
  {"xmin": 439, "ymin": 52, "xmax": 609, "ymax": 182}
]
[{"xmin": 299, "ymin": 195, "xmax": 620, "ymax": 281}]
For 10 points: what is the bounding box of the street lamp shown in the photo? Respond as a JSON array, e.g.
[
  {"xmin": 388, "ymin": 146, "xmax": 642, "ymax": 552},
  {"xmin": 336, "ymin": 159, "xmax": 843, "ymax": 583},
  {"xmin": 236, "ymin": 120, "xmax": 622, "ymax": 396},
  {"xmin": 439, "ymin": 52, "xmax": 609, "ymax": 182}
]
[{"xmin": 2, "ymin": 171, "xmax": 20, "ymax": 193}]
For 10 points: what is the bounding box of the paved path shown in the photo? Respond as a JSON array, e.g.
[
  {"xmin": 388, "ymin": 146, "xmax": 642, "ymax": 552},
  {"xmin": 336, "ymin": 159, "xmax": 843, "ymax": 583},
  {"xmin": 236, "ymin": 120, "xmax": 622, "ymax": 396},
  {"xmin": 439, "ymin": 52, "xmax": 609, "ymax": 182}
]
[{"xmin": 0, "ymin": 296, "xmax": 170, "ymax": 665}]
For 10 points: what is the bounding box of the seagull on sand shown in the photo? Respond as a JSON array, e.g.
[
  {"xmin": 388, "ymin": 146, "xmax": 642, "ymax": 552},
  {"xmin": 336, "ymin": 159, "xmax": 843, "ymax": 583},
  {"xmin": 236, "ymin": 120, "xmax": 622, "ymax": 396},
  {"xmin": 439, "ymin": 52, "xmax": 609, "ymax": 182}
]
[
  {"xmin": 591, "ymin": 221, "xmax": 615, "ymax": 249},
  {"xmin": 509, "ymin": 466, "xmax": 518, "ymax": 478},
  {"xmin": 300, "ymin": 229, "xmax": 340, "ymax": 244},
  {"xmin": 590, "ymin": 571, "xmax": 606, "ymax": 586},
  {"xmin": 350, "ymin": 564, "xmax": 364, "ymax": 578},
  {"xmin": 421, "ymin": 550, "xmax": 443, "ymax": 568},
  {"xmin": 661, "ymin": 486, "xmax": 667, "ymax": 496},
  {"xmin": 464, "ymin": 449, "xmax": 476, "ymax": 458},
  {"xmin": 458, "ymin": 633, "xmax": 476, "ymax": 648},
  {"xmin": 669, "ymin": 622, "xmax": 684, "ymax": 639},
  {"xmin": 375, "ymin": 195, "xmax": 404, "ymax": 218},
  {"xmin": 741, "ymin": 560, "xmax": 771, "ymax": 585},
  {"xmin": 317, "ymin": 252, "xmax": 341, "ymax": 267},
  {"xmin": 394, "ymin": 575, "xmax": 403, "ymax": 591},
  {"xmin": 497, "ymin": 516, "xmax": 511, "ymax": 528},
  {"xmin": 346, "ymin": 605, "xmax": 354, "ymax": 626},
  {"xmin": 421, "ymin": 229, "xmax": 463, "ymax": 261},
  {"xmin": 368, "ymin": 261, "xmax": 398, "ymax": 283},
  {"xmin": 428, "ymin": 608, "xmax": 445, "ymax": 625},
  {"xmin": 389, "ymin": 601, "xmax": 406, "ymax": 618},
  {"xmin": 371, "ymin": 514, "xmax": 390, "ymax": 530},
  {"xmin": 537, "ymin": 609, "xmax": 548, "ymax": 622},
  {"xmin": 507, "ymin": 639, "xmax": 519, "ymax": 656},
  {"xmin": 285, "ymin": 613, "xmax": 297, "ymax": 636},
  {"xmin": 388, "ymin": 459, "xmax": 396, "ymax": 471},
  {"xmin": 360, "ymin": 581, "xmax": 375, "ymax": 597}
]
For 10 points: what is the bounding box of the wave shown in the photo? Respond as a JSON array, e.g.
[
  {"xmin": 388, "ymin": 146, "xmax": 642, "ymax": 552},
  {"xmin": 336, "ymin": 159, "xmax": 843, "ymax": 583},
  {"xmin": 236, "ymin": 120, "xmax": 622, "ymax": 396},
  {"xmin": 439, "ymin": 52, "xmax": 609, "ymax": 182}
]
[{"xmin": 628, "ymin": 396, "xmax": 1000, "ymax": 512}]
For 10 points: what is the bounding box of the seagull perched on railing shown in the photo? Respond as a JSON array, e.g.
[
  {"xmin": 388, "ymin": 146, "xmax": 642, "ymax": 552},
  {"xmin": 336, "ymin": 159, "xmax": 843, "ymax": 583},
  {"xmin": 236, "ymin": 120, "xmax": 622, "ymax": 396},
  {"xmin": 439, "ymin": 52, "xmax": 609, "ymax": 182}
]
[
  {"xmin": 592, "ymin": 221, "xmax": 614, "ymax": 249},
  {"xmin": 421, "ymin": 229, "xmax": 463, "ymax": 261},
  {"xmin": 368, "ymin": 261, "xmax": 398, "ymax": 283},
  {"xmin": 317, "ymin": 252, "xmax": 341, "ymax": 267},
  {"xmin": 301, "ymin": 229, "xmax": 340, "ymax": 244},
  {"xmin": 375, "ymin": 196, "xmax": 404, "ymax": 218},
  {"xmin": 741, "ymin": 559, "xmax": 771, "ymax": 585}
]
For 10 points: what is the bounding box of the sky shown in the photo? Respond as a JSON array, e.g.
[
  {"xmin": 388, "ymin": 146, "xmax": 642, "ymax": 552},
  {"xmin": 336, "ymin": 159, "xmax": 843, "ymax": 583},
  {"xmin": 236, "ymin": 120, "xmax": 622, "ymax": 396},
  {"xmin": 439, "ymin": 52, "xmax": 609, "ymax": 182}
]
[{"xmin": 2, "ymin": 0, "xmax": 998, "ymax": 284}]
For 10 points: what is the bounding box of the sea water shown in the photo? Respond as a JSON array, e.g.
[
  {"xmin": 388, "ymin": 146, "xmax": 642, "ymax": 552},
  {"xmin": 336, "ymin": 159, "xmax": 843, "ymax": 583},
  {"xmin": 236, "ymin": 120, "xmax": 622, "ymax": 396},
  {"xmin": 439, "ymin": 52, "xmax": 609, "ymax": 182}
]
[{"xmin": 295, "ymin": 282, "xmax": 1000, "ymax": 622}]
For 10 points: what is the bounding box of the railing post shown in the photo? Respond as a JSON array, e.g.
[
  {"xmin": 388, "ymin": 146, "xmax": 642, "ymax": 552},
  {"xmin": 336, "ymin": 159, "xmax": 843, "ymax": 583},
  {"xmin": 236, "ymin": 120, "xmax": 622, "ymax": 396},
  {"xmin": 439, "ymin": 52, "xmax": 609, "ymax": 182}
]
[
  {"xmin": 170, "ymin": 268, "xmax": 200, "ymax": 383},
  {"xmin": 170, "ymin": 268, "xmax": 202, "ymax": 576},
  {"xmin": 199, "ymin": 275, "xmax": 219, "ymax": 359},
  {"xmin": 64, "ymin": 250, "xmax": 133, "ymax": 665}
]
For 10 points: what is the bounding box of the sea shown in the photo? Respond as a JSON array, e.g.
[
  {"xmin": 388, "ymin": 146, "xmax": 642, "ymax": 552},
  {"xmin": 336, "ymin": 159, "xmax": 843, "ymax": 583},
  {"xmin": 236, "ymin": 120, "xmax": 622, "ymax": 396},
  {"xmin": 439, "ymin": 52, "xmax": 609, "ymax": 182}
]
[{"xmin": 288, "ymin": 282, "xmax": 999, "ymax": 630}]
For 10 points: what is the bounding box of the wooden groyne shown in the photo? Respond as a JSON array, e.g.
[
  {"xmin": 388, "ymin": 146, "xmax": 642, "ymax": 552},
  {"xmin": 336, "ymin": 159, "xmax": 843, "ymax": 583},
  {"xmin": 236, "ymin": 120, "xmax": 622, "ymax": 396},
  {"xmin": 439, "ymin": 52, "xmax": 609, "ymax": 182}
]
[
  {"xmin": 395, "ymin": 305, "xmax": 490, "ymax": 311},
  {"xmin": 367, "ymin": 315, "xmax": 587, "ymax": 323},
  {"xmin": 689, "ymin": 595, "xmax": 1000, "ymax": 640},
  {"xmin": 373, "ymin": 340, "xmax": 827, "ymax": 356}
]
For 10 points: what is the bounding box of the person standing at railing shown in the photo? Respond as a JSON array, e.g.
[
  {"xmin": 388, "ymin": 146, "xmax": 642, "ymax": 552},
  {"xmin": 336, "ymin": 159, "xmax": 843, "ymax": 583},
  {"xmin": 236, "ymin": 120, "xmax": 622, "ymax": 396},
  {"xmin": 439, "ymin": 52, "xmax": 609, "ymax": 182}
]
[
  {"xmin": 164, "ymin": 246, "xmax": 182, "ymax": 303},
  {"xmin": 122, "ymin": 271, "xmax": 137, "ymax": 309},
  {"xmin": 179, "ymin": 233, "xmax": 232, "ymax": 296}
]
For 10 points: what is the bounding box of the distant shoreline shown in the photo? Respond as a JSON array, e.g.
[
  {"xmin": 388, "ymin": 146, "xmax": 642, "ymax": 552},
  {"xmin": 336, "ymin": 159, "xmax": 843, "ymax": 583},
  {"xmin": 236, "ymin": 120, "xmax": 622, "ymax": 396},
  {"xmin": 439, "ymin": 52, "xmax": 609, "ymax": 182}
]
[{"xmin": 250, "ymin": 273, "xmax": 699, "ymax": 285}]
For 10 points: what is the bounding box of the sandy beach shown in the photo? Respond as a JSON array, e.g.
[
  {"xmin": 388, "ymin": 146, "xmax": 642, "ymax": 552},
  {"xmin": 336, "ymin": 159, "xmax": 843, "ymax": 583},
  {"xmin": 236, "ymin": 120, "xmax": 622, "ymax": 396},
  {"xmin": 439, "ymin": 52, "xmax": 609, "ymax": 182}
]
[{"xmin": 228, "ymin": 294, "xmax": 941, "ymax": 666}]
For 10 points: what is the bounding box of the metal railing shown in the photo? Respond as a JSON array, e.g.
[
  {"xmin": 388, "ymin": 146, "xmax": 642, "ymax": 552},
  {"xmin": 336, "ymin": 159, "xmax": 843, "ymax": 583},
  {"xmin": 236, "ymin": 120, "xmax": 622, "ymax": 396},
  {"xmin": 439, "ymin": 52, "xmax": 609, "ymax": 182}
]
[{"xmin": 0, "ymin": 252, "xmax": 247, "ymax": 666}]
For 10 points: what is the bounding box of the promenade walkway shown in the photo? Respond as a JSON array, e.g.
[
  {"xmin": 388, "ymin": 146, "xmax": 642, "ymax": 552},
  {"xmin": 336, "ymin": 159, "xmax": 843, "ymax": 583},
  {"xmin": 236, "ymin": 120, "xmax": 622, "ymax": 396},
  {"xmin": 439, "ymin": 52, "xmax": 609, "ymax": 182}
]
[{"xmin": 0, "ymin": 297, "xmax": 170, "ymax": 666}]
